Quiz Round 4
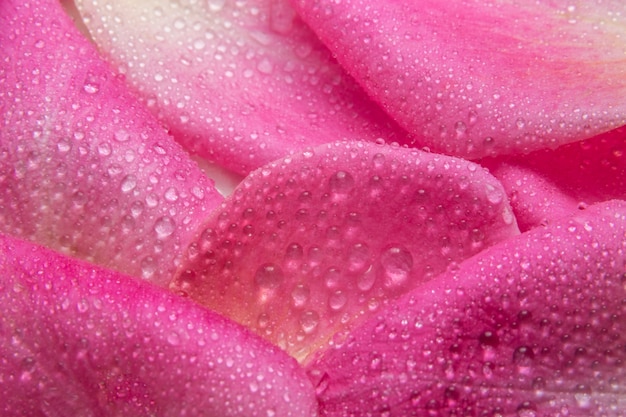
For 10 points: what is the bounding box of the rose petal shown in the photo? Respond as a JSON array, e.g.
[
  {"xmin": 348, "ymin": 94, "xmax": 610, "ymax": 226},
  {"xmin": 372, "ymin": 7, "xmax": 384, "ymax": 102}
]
[
  {"xmin": 0, "ymin": 234, "xmax": 318, "ymax": 417},
  {"xmin": 484, "ymin": 126, "xmax": 626, "ymax": 231},
  {"xmin": 292, "ymin": 0, "xmax": 626, "ymax": 159},
  {"xmin": 73, "ymin": 0, "xmax": 408, "ymax": 175},
  {"xmin": 0, "ymin": 0, "xmax": 223, "ymax": 285},
  {"xmin": 308, "ymin": 200, "xmax": 626, "ymax": 416},
  {"xmin": 171, "ymin": 141, "xmax": 519, "ymax": 362}
]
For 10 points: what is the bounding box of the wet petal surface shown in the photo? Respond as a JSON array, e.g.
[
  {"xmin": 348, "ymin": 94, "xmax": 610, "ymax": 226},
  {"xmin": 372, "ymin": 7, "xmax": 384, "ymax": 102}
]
[
  {"xmin": 0, "ymin": 0, "xmax": 223, "ymax": 285},
  {"xmin": 0, "ymin": 234, "xmax": 318, "ymax": 417},
  {"xmin": 74, "ymin": 0, "xmax": 408, "ymax": 175},
  {"xmin": 292, "ymin": 0, "xmax": 626, "ymax": 159},
  {"xmin": 308, "ymin": 200, "xmax": 626, "ymax": 416},
  {"xmin": 484, "ymin": 127, "xmax": 626, "ymax": 231},
  {"xmin": 172, "ymin": 141, "xmax": 519, "ymax": 362}
]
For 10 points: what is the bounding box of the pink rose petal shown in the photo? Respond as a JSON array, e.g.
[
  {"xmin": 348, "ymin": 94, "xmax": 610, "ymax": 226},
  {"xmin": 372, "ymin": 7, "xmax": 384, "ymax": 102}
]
[
  {"xmin": 308, "ymin": 200, "xmax": 626, "ymax": 416},
  {"xmin": 171, "ymin": 141, "xmax": 520, "ymax": 362},
  {"xmin": 292, "ymin": 0, "xmax": 626, "ymax": 159},
  {"xmin": 484, "ymin": 126, "xmax": 626, "ymax": 231},
  {"xmin": 0, "ymin": 0, "xmax": 223, "ymax": 285},
  {"xmin": 0, "ymin": 234, "xmax": 318, "ymax": 417},
  {"xmin": 73, "ymin": 0, "xmax": 409, "ymax": 175}
]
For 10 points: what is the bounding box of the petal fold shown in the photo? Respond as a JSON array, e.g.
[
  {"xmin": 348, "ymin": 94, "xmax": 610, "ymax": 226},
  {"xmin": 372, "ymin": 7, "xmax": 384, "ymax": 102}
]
[
  {"xmin": 74, "ymin": 0, "xmax": 408, "ymax": 175},
  {"xmin": 0, "ymin": 0, "xmax": 223, "ymax": 285},
  {"xmin": 171, "ymin": 141, "xmax": 519, "ymax": 362},
  {"xmin": 308, "ymin": 200, "xmax": 626, "ymax": 416},
  {"xmin": 0, "ymin": 234, "xmax": 318, "ymax": 417},
  {"xmin": 291, "ymin": 0, "xmax": 626, "ymax": 159},
  {"xmin": 484, "ymin": 127, "xmax": 626, "ymax": 231}
]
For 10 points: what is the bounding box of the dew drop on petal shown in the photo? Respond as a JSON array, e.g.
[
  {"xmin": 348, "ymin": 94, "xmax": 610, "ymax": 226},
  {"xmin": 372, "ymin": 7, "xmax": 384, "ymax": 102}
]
[
  {"xmin": 154, "ymin": 216, "xmax": 175, "ymax": 239},
  {"xmin": 328, "ymin": 171, "xmax": 355, "ymax": 196},
  {"xmin": 380, "ymin": 245, "xmax": 413, "ymax": 288},
  {"xmin": 300, "ymin": 310, "xmax": 319, "ymax": 334}
]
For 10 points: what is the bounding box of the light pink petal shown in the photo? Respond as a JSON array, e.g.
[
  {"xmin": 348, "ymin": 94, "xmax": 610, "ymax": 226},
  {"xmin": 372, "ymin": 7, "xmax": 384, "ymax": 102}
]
[
  {"xmin": 171, "ymin": 141, "xmax": 520, "ymax": 362},
  {"xmin": 484, "ymin": 127, "xmax": 626, "ymax": 231},
  {"xmin": 0, "ymin": 0, "xmax": 223, "ymax": 285},
  {"xmin": 292, "ymin": 0, "xmax": 626, "ymax": 160},
  {"xmin": 73, "ymin": 0, "xmax": 409, "ymax": 175},
  {"xmin": 308, "ymin": 200, "xmax": 626, "ymax": 416},
  {"xmin": 0, "ymin": 234, "xmax": 318, "ymax": 417}
]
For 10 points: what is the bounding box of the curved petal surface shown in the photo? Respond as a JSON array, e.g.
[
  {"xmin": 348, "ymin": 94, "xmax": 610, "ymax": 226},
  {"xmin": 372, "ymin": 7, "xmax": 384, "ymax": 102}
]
[
  {"xmin": 308, "ymin": 200, "xmax": 626, "ymax": 416},
  {"xmin": 171, "ymin": 141, "xmax": 519, "ymax": 362},
  {"xmin": 74, "ymin": 0, "xmax": 408, "ymax": 175},
  {"xmin": 0, "ymin": 234, "xmax": 318, "ymax": 417},
  {"xmin": 292, "ymin": 0, "xmax": 626, "ymax": 159},
  {"xmin": 484, "ymin": 127, "xmax": 626, "ymax": 231},
  {"xmin": 0, "ymin": 0, "xmax": 223, "ymax": 285}
]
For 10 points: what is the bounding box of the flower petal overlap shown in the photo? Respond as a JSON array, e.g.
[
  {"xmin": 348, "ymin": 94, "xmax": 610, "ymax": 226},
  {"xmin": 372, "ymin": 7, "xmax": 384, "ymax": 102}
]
[
  {"xmin": 172, "ymin": 140, "xmax": 520, "ymax": 362},
  {"xmin": 74, "ymin": 0, "xmax": 408, "ymax": 175},
  {"xmin": 0, "ymin": 0, "xmax": 223, "ymax": 285},
  {"xmin": 292, "ymin": 0, "xmax": 626, "ymax": 159},
  {"xmin": 0, "ymin": 234, "xmax": 318, "ymax": 417},
  {"xmin": 307, "ymin": 200, "xmax": 626, "ymax": 416}
]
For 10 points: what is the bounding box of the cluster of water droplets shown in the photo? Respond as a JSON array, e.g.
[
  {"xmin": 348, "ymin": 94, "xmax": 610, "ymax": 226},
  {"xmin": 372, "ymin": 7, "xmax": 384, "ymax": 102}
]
[
  {"xmin": 172, "ymin": 141, "xmax": 518, "ymax": 361},
  {"xmin": 0, "ymin": 16, "xmax": 221, "ymax": 285},
  {"xmin": 307, "ymin": 203, "xmax": 626, "ymax": 416},
  {"xmin": 75, "ymin": 0, "xmax": 401, "ymax": 174}
]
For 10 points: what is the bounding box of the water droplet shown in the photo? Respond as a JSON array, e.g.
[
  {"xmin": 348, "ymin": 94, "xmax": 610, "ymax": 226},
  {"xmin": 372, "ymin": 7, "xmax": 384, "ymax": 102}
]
[
  {"xmin": 167, "ymin": 331, "xmax": 181, "ymax": 346},
  {"xmin": 154, "ymin": 217, "xmax": 175, "ymax": 239},
  {"xmin": 257, "ymin": 58, "xmax": 274, "ymax": 74},
  {"xmin": 164, "ymin": 187, "xmax": 178, "ymax": 202},
  {"xmin": 97, "ymin": 142, "xmax": 112, "ymax": 156},
  {"xmin": 140, "ymin": 256, "xmax": 157, "ymax": 279},
  {"xmin": 380, "ymin": 245, "xmax": 413, "ymax": 288},
  {"xmin": 328, "ymin": 171, "xmax": 355, "ymax": 196},
  {"xmin": 120, "ymin": 175, "xmax": 137, "ymax": 193},
  {"xmin": 574, "ymin": 384, "xmax": 592, "ymax": 408},
  {"xmin": 114, "ymin": 130, "xmax": 130, "ymax": 142},
  {"xmin": 57, "ymin": 138, "xmax": 71, "ymax": 153},
  {"xmin": 329, "ymin": 291, "xmax": 347, "ymax": 311},
  {"xmin": 83, "ymin": 83, "xmax": 99, "ymax": 94},
  {"xmin": 206, "ymin": 0, "xmax": 225, "ymax": 11},
  {"xmin": 485, "ymin": 184, "xmax": 503, "ymax": 204},
  {"xmin": 479, "ymin": 330, "xmax": 499, "ymax": 347},
  {"xmin": 513, "ymin": 346, "xmax": 534, "ymax": 374},
  {"xmin": 291, "ymin": 284, "xmax": 309, "ymax": 308},
  {"xmin": 300, "ymin": 310, "xmax": 319, "ymax": 334},
  {"xmin": 193, "ymin": 38, "xmax": 206, "ymax": 50},
  {"xmin": 348, "ymin": 243, "xmax": 370, "ymax": 273},
  {"xmin": 516, "ymin": 402, "xmax": 537, "ymax": 417},
  {"xmin": 255, "ymin": 264, "xmax": 284, "ymax": 302}
]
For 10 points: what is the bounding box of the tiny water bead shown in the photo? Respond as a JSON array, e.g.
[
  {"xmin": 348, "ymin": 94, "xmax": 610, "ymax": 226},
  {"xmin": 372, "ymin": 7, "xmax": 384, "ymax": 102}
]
[{"xmin": 379, "ymin": 245, "xmax": 413, "ymax": 288}]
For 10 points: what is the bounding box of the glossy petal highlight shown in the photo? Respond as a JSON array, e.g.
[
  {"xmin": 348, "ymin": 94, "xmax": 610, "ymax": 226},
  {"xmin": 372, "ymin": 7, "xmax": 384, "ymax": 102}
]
[
  {"xmin": 0, "ymin": 234, "xmax": 318, "ymax": 417},
  {"xmin": 309, "ymin": 200, "xmax": 626, "ymax": 416},
  {"xmin": 172, "ymin": 141, "xmax": 519, "ymax": 362},
  {"xmin": 74, "ymin": 0, "xmax": 408, "ymax": 175},
  {"xmin": 0, "ymin": 0, "xmax": 223, "ymax": 285},
  {"xmin": 292, "ymin": 0, "xmax": 626, "ymax": 159}
]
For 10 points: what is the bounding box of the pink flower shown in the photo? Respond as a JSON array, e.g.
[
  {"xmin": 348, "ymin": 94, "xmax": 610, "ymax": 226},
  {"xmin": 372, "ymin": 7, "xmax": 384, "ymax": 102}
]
[{"xmin": 1, "ymin": 0, "xmax": 625, "ymax": 416}]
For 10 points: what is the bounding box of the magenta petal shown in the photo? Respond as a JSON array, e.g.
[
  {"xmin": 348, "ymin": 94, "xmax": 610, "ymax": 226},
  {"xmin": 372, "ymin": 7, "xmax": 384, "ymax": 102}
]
[
  {"xmin": 309, "ymin": 200, "xmax": 626, "ymax": 416},
  {"xmin": 171, "ymin": 141, "xmax": 519, "ymax": 362},
  {"xmin": 484, "ymin": 127, "xmax": 626, "ymax": 231},
  {"xmin": 73, "ymin": 0, "xmax": 408, "ymax": 175},
  {"xmin": 0, "ymin": 234, "xmax": 318, "ymax": 416},
  {"xmin": 292, "ymin": 0, "xmax": 626, "ymax": 159},
  {"xmin": 0, "ymin": 0, "xmax": 223, "ymax": 285}
]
